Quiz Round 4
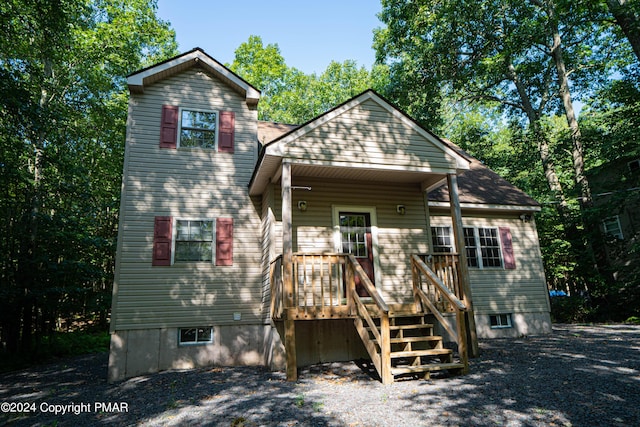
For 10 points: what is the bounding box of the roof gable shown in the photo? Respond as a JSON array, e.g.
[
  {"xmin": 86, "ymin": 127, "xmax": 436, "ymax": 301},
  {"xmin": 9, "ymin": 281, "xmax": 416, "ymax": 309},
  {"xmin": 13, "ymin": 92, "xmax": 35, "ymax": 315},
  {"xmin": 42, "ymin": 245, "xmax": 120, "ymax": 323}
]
[
  {"xmin": 127, "ymin": 48, "xmax": 260, "ymax": 106},
  {"xmin": 263, "ymin": 90, "xmax": 470, "ymax": 170}
]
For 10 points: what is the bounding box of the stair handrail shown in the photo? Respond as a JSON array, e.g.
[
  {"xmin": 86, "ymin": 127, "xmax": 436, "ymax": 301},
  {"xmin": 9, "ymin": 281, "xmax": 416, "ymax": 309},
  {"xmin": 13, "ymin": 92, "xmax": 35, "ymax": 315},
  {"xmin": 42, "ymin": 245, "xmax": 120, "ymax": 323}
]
[
  {"xmin": 411, "ymin": 254, "xmax": 469, "ymax": 373},
  {"xmin": 269, "ymin": 255, "xmax": 284, "ymax": 319},
  {"xmin": 346, "ymin": 254, "xmax": 392, "ymax": 384},
  {"xmin": 411, "ymin": 254, "xmax": 466, "ymax": 311}
]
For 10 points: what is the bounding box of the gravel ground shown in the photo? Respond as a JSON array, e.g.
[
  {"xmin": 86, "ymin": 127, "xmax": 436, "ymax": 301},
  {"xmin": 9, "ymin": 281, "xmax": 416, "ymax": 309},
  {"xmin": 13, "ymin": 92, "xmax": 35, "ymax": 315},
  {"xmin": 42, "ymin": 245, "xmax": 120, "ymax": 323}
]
[{"xmin": 1, "ymin": 324, "xmax": 639, "ymax": 427}]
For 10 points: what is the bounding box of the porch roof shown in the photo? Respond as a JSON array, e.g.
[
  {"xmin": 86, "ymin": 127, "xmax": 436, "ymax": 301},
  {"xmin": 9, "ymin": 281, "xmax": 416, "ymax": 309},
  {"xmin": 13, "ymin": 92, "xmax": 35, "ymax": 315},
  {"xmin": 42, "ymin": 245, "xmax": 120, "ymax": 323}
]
[
  {"xmin": 427, "ymin": 142, "xmax": 540, "ymax": 211},
  {"xmin": 253, "ymin": 120, "xmax": 540, "ymax": 212},
  {"xmin": 249, "ymin": 90, "xmax": 470, "ymax": 196}
]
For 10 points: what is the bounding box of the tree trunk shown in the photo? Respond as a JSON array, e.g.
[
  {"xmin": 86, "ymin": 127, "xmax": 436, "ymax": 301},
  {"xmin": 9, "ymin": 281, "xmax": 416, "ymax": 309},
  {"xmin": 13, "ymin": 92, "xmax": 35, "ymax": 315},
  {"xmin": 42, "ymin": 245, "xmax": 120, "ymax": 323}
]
[
  {"xmin": 549, "ymin": 22, "xmax": 593, "ymax": 206},
  {"xmin": 608, "ymin": 0, "xmax": 640, "ymax": 62},
  {"xmin": 507, "ymin": 63, "xmax": 569, "ymax": 212}
]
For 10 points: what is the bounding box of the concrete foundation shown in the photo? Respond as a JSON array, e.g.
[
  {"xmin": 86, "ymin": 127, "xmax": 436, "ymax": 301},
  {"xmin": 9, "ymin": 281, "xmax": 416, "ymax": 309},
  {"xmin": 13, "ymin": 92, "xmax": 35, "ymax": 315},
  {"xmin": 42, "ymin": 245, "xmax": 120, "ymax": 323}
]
[{"xmin": 108, "ymin": 323, "xmax": 286, "ymax": 383}]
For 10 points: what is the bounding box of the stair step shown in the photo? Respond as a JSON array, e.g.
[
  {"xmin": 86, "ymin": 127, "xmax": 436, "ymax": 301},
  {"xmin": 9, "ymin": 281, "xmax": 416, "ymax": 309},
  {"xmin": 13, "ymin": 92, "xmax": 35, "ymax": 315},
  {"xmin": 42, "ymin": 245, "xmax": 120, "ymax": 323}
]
[
  {"xmin": 391, "ymin": 362, "xmax": 465, "ymax": 376},
  {"xmin": 390, "ymin": 323, "xmax": 434, "ymax": 331},
  {"xmin": 391, "ymin": 348, "xmax": 452, "ymax": 358},
  {"xmin": 365, "ymin": 323, "xmax": 434, "ymax": 332},
  {"xmin": 389, "ymin": 335, "xmax": 442, "ymax": 344},
  {"xmin": 388, "ymin": 312, "xmax": 424, "ymax": 318}
]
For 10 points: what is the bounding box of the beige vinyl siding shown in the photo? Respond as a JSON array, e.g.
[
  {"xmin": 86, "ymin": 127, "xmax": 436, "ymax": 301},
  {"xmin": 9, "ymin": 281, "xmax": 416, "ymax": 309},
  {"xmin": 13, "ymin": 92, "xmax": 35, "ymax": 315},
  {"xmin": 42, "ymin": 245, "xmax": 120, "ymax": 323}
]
[
  {"xmin": 429, "ymin": 214, "xmax": 549, "ymax": 315},
  {"xmin": 285, "ymin": 99, "xmax": 458, "ymax": 172},
  {"xmin": 269, "ymin": 177, "xmax": 431, "ymax": 304},
  {"xmin": 112, "ymin": 68, "xmax": 263, "ymax": 330}
]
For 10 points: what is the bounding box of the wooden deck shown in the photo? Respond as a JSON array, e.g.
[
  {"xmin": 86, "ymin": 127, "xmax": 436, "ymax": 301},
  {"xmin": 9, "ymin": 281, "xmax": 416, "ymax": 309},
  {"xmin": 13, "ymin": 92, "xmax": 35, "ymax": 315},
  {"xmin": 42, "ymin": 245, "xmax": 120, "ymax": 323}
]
[{"xmin": 270, "ymin": 253, "xmax": 475, "ymax": 384}]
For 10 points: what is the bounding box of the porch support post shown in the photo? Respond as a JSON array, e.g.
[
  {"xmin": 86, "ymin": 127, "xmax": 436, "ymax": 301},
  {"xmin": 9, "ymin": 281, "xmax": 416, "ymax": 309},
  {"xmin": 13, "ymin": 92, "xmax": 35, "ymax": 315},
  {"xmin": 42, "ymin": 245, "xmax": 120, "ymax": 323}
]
[
  {"xmin": 447, "ymin": 173, "xmax": 480, "ymax": 358},
  {"xmin": 281, "ymin": 161, "xmax": 297, "ymax": 381}
]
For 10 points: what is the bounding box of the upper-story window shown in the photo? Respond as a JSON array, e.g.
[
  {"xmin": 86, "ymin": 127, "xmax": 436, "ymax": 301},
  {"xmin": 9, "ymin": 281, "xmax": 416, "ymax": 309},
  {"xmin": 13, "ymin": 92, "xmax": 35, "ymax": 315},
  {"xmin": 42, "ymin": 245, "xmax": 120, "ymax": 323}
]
[
  {"xmin": 179, "ymin": 109, "xmax": 218, "ymax": 149},
  {"xmin": 160, "ymin": 105, "xmax": 234, "ymax": 152}
]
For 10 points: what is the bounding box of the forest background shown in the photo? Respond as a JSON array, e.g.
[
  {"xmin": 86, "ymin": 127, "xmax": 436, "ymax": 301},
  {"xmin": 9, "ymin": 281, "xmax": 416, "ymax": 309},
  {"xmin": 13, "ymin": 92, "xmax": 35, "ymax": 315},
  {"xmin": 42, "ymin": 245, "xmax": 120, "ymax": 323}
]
[{"xmin": 1, "ymin": 0, "xmax": 639, "ymax": 366}]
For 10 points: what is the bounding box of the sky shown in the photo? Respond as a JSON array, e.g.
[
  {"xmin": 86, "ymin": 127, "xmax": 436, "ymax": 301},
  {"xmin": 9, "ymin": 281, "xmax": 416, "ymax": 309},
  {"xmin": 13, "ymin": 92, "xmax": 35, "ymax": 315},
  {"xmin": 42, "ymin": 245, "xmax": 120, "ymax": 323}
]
[{"xmin": 155, "ymin": 0, "xmax": 383, "ymax": 75}]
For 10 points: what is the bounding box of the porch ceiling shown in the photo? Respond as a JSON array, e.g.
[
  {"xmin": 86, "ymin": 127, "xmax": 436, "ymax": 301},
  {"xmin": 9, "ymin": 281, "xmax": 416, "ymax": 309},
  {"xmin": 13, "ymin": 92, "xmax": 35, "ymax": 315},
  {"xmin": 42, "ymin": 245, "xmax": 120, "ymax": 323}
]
[
  {"xmin": 248, "ymin": 154, "xmax": 446, "ymax": 195},
  {"xmin": 290, "ymin": 163, "xmax": 445, "ymax": 188}
]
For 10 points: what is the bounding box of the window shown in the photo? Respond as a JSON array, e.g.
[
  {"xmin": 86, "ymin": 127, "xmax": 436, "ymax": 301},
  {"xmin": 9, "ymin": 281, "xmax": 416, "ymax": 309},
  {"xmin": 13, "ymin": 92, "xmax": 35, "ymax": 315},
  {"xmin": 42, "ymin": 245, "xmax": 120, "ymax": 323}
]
[
  {"xmin": 179, "ymin": 109, "xmax": 217, "ymax": 149},
  {"xmin": 476, "ymin": 227, "xmax": 503, "ymax": 268},
  {"xmin": 490, "ymin": 314, "xmax": 512, "ymax": 329},
  {"xmin": 175, "ymin": 220, "xmax": 214, "ymax": 262},
  {"xmin": 463, "ymin": 227, "xmax": 479, "ymax": 267},
  {"xmin": 430, "ymin": 226, "xmax": 506, "ymax": 269},
  {"xmin": 160, "ymin": 105, "xmax": 234, "ymax": 151},
  {"xmin": 431, "ymin": 226, "xmax": 454, "ymax": 253},
  {"xmin": 628, "ymin": 159, "xmax": 640, "ymax": 173},
  {"xmin": 340, "ymin": 213, "xmax": 368, "ymax": 257},
  {"xmin": 179, "ymin": 327, "xmax": 213, "ymax": 345},
  {"xmin": 152, "ymin": 216, "xmax": 234, "ymax": 266},
  {"xmin": 603, "ymin": 216, "xmax": 624, "ymax": 240}
]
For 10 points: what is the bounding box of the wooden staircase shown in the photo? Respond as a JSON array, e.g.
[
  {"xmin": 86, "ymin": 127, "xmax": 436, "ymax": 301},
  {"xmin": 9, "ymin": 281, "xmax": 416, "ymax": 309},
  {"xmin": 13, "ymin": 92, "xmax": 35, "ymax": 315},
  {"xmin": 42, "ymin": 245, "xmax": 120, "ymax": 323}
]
[{"xmin": 357, "ymin": 305, "xmax": 466, "ymax": 381}]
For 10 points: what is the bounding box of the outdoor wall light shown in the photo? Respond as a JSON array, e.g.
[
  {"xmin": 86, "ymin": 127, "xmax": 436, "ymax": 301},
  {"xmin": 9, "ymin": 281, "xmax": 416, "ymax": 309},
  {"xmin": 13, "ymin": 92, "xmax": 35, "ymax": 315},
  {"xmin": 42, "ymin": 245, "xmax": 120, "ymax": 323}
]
[
  {"xmin": 519, "ymin": 213, "xmax": 532, "ymax": 222},
  {"xmin": 297, "ymin": 200, "xmax": 308, "ymax": 212},
  {"xmin": 396, "ymin": 205, "xmax": 406, "ymax": 215}
]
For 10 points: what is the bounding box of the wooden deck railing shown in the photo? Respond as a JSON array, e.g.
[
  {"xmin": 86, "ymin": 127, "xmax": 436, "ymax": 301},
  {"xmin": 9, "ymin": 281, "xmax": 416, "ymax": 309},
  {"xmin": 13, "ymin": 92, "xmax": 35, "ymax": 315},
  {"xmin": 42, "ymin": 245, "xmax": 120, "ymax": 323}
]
[
  {"xmin": 269, "ymin": 252, "xmax": 392, "ymax": 384},
  {"xmin": 269, "ymin": 255, "xmax": 284, "ymax": 319},
  {"xmin": 411, "ymin": 253, "xmax": 468, "ymax": 372}
]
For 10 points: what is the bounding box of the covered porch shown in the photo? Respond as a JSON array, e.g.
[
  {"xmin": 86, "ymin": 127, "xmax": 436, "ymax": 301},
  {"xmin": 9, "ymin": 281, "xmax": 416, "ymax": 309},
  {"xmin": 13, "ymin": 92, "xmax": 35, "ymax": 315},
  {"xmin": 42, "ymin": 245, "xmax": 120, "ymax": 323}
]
[
  {"xmin": 269, "ymin": 163, "xmax": 479, "ymax": 384},
  {"xmin": 248, "ymin": 90, "xmax": 482, "ymax": 383}
]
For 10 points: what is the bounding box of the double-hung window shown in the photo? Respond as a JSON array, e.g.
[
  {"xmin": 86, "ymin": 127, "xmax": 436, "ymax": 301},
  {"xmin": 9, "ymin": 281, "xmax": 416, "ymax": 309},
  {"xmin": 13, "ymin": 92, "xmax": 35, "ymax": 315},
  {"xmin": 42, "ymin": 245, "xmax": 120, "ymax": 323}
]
[
  {"xmin": 179, "ymin": 109, "xmax": 217, "ymax": 149},
  {"xmin": 431, "ymin": 226, "xmax": 454, "ymax": 253},
  {"xmin": 474, "ymin": 227, "xmax": 503, "ymax": 268},
  {"xmin": 430, "ymin": 226, "xmax": 504, "ymax": 268},
  {"xmin": 175, "ymin": 220, "xmax": 214, "ymax": 262}
]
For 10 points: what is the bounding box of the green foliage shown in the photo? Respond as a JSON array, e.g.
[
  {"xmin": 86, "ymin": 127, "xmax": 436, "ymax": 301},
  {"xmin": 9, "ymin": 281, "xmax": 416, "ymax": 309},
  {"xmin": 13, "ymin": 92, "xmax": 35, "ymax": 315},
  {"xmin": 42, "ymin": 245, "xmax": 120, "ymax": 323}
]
[
  {"xmin": 373, "ymin": 0, "xmax": 640, "ymax": 319},
  {"xmin": 550, "ymin": 296, "xmax": 594, "ymax": 323},
  {"xmin": 0, "ymin": 331, "xmax": 110, "ymax": 372},
  {"xmin": 0, "ymin": 0, "xmax": 177, "ymax": 356},
  {"xmin": 228, "ymin": 35, "xmax": 382, "ymax": 124}
]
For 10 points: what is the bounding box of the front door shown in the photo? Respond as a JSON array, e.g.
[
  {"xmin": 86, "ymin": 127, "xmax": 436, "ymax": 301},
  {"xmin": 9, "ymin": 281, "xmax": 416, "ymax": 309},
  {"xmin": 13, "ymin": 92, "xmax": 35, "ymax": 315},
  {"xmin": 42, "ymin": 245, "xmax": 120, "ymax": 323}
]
[{"xmin": 339, "ymin": 212, "xmax": 375, "ymax": 296}]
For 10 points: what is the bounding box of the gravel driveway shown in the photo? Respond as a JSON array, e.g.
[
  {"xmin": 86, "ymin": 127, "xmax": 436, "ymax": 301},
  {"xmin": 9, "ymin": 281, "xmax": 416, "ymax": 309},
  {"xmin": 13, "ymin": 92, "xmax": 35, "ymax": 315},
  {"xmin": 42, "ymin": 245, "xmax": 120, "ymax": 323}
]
[{"xmin": 1, "ymin": 324, "xmax": 639, "ymax": 426}]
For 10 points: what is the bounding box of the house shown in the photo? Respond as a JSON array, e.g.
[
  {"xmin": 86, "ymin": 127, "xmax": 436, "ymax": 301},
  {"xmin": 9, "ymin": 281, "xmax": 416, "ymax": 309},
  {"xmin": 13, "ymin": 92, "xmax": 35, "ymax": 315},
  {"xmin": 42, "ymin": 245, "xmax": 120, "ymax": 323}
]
[
  {"xmin": 108, "ymin": 48, "xmax": 551, "ymax": 384},
  {"xmin": 588, "ymin": 156, "xmax": 640, "ymax": 283}
]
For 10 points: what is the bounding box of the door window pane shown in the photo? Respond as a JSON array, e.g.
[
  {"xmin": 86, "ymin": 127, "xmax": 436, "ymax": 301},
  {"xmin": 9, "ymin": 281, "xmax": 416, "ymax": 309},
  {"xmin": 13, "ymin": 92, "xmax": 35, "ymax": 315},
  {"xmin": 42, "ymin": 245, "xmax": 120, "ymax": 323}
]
[{"xmin": 340, "ymin": 214, "xmax": 368, "ymax": 257}]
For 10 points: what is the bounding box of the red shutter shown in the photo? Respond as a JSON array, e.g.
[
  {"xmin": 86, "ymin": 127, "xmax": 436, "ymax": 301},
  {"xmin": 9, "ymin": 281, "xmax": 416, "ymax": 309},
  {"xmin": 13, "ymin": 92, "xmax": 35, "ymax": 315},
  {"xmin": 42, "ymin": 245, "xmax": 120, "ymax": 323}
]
[
  {"xmin": 499, "ymin": 227, "xmax": 516, "ymax": 270},
  {"xmin": 216, "ymin": 218, "xmax": 233, "ymax": 266},
  {"xmin": 160, "ymin": 105, "xmax": 178, "ymax": 149},
  {"xmin": 152, "ymin": 216, "xmax": 172, "ymax": 266},
  {"xmin": 218, "ymin": 111, "xmax": 235, "ymax": 153}
]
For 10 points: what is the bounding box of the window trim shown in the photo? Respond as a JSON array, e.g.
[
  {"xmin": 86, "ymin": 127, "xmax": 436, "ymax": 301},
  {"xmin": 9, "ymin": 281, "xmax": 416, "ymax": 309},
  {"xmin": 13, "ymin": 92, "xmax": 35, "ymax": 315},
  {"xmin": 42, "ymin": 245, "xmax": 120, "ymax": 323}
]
[
  {"xmin": 332, "ymin": 205, "xmax": 381, "ymax": 285},
  {"xmin": 177, "ymin": 107, "xmax": 219, "ymax": 150},
  {"xmin": 429, "ymin": 225, "xmax": 505, "ymax": 269},
  {"xmin": 489, "ymin": 314, "xmax": 513, "ymax": 329},
  {"xmin": 431, "ymin": 226, "xmax": 454, "ymax": 253},
  {"xmin": 172, "ymin": 218, "xmax": 216, "ymax": 264},
  {"xmin": 178, "ymin": 327, "xmax": 214, "ymax": 346},
  {"xmin": 470, "ymin": 227, "xmax": 503, "ymax": 269}
]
